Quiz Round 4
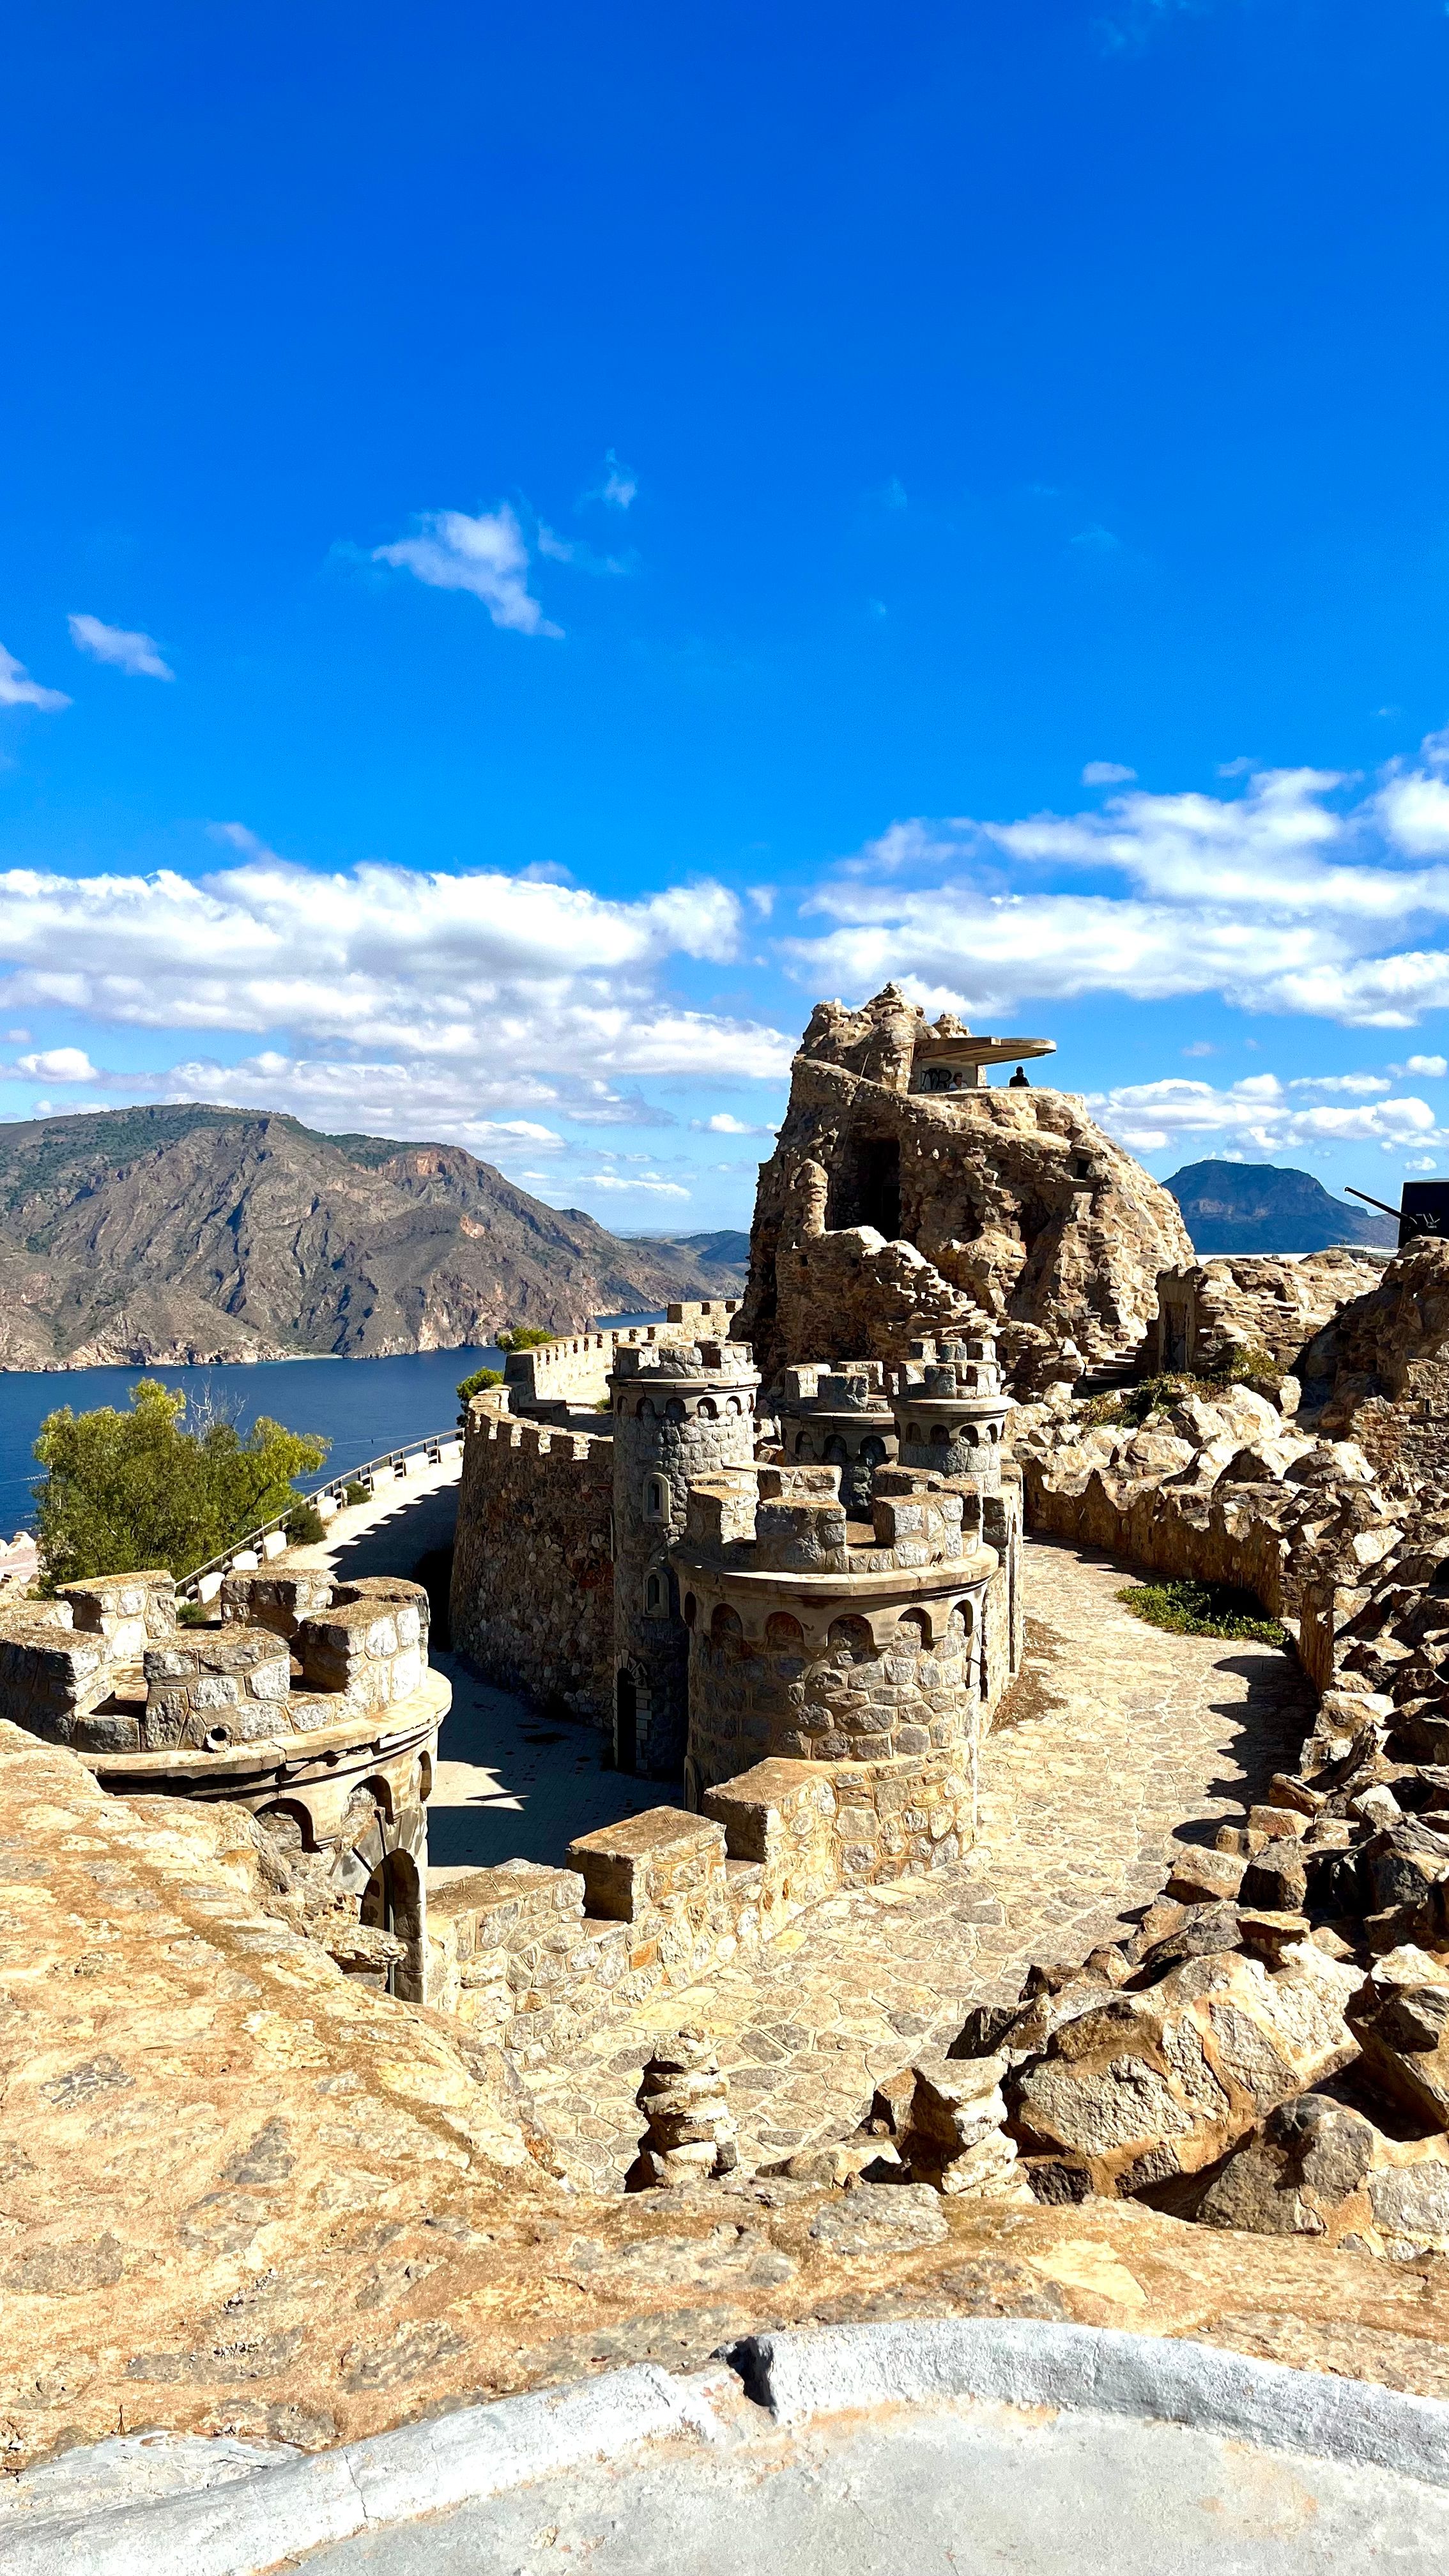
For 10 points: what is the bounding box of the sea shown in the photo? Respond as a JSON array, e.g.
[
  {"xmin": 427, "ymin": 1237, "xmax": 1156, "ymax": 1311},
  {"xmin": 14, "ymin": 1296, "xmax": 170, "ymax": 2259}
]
[{"xmin": 0, "ymin": 1311, "xmax": 664, "ymax": 1538}]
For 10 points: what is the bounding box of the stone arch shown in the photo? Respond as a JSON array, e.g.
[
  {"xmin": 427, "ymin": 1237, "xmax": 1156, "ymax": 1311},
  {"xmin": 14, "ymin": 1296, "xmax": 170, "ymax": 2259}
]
[
  {"xmin": 906, "ymin": 1420, "xmax": 923, "ymax": 1445},
  {"xmin": 645, "ymin": 1473, "xmax": 668, "ymax": 1520},
  {"xmin": 765, "ymin": 1611, "xmax": 804, "ymax": 1654},
  {"xmin": 360, "ymin": 1771, "xmax": 395, "ymax": 1825},
  {"xmin": 636, "ymin": 1396, "xmax": 657, "ymax": 1421},
  {"xmin": 827, "ymin": 1614, "xmax": 874, "ymax": 1665},
  {"xmin": 724, "ymin": 1395, "xmax": 743, "ymax": 1416},
  {"xmin": 696, "ymin": 1395, "xmax": 718, "ymax": 1420},
  {"xmin": 823, "ymin": 1434, "xmax": 848, "ymax": 1467},
  {"xmin": 664, "ymin": 1397, "xmax": 686, "ymax": 1424},
  {"xmin": 256, "ymin": 1797, "xmax": 316, "ymax": 1854},
  {"xmin": 894, "ymin": 1606, "xmax": 930, "ymax": 1653},
  {"xmin": 645, "ymin": 1564, "xmax": 668, "ymax": 1616},
  {"xmin": 930, "ymin": 1423, "xmax": 951, "ymax": 1448},
  {"xmin": 361, "ymin": 1848, "xmax": 423, "ymax": 2003},
  {"xmin": 415, "ymin": 1750, "xmax": 433, "ymax": 1805},
  {"xmin": 793, "ymin": 1430, "xmax": 814, "ymax": 1460},
  {"xmin": 860, "ymin": 1436, "xmax": 888, "ymax": 1472},
  {"xmin": 710, "ymin": 1602, "xmax": 743, "ymax": 1643},
  {"xmin": 684, "ymin": 1590, "xmax": 698, "ymax": 1629}
]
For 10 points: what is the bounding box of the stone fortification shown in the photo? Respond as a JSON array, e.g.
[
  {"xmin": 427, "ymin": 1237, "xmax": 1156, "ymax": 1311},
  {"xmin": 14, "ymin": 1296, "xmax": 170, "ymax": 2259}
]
[
  {"xmin": 1153, "ymin": 1247, "xmax": 1385, "ymax": 1379},
  {"xmin": 774, "ymin": 1360, "xmax": 896, "ymax": 1508},
  {"xmin": 503, "ymin": 1301, "xmax": 742, "ymax": 1418},
  {"xmin": 735, "ymin": 983, "xmax": 1192, "ymax": 1390},
  {"xmin": 675, "ymin": 1464, "xmax": 995, "ymax": 1790},
  {"xmin": 609, "ymin": 1334, "xmax": 760, "ymax": 1777},
  {"xmin": 0, "ymin": 1565, "xmax": 444, "ymax": 1997},
  {"xmin": 1295, "ymin": 1236, "xmax": 1449, "ymax": 1497},
  {"xmin": 450, "ymin": 1399, "xmax": 615, "ymax": 1727}
]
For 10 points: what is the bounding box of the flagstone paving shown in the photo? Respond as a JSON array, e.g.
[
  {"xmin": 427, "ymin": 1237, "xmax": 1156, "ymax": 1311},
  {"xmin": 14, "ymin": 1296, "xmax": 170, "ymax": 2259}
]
[{"xmin": 505, "ymin": 1534, "xmax": 1314, "ymax": 2191}]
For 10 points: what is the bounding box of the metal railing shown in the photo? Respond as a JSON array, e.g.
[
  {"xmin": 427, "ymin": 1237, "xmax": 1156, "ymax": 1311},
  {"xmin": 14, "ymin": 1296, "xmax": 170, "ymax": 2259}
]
[{"xmin": 176, "ymin": 1428, "xmax": 464, "ymax": 1602}]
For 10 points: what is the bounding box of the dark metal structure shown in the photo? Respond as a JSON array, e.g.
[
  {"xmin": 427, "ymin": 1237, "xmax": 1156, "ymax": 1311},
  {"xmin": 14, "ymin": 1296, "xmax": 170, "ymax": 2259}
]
[{"xmin": 1346, "ymin": 1181, "xmax": 1449, "ymax": 1250}]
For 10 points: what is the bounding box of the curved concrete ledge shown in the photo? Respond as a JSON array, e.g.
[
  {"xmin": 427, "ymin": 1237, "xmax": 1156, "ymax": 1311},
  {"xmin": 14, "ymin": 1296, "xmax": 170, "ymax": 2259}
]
[
  {"xmin": 8, "ymin": 2319, "xmax": 1449, "ymax": 2573},
  {"xmin": 733, "ymin": 2317, "xmax": 1449, "ymax": 2485}
]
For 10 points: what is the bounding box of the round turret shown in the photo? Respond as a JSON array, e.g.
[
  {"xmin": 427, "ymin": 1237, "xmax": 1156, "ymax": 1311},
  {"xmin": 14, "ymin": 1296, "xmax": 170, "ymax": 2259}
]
[
  {"xmin": 890, "ymin": 1334, "xmax": 1013, "ymax": 1492},
  {"xmin": 775, "ymin": 1360, "xmax": 897, "ymax": 1510},
  {"xmin": 608, "ymin": 1335, "xmax": 760, "ymax": 1779}
]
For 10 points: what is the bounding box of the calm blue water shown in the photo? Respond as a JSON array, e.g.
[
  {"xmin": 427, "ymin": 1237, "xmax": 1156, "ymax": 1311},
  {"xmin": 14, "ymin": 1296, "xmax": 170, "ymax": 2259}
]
[{"xmin": 0, "ymin": 1311, "xmax": 665, "ymax": 1537}]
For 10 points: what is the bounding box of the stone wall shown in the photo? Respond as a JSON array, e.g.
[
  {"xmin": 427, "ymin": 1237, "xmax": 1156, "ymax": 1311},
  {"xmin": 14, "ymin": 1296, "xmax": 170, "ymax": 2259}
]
[
  {"xmin": 425, "ymin": 1745, "xmax": 972, "ymax": 2063},
  {"xmin": 1152, "ymin": 1248, "xmax": 1384, "ymax": 1377},
  {"xmin": 503, "ymin": 1302, "xmax": 743, "ymax": 1417},
  {"xmin": 449, "ymin": 1399, "xmax": 615, "ymax": 1726},
  {"xmin": 1296, "ymin": 1237, "xmax": 1449, "ymax": 1497}
]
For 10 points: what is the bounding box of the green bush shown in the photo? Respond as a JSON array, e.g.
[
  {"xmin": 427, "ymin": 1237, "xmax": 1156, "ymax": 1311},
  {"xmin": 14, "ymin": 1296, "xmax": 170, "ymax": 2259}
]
[
  {"xmin": 343, "ymin": 1480, "xmax": 370, "ymax": 1507},
  {"xmin": 1101, "ymin": 1347, "xmax": 1285, "ymax": 1430},
  {"xmin": 176, "ymin": 1599, "xmax": 213, "ymax": 1629},
  {"xmin": 284, "ymin": 1500, "xmax": 327, "ymax": 1547},
  {"xmin": 457, "ymin": 1365, "xmax": 504, "ymax": 1404},
  {"xmin": 494, "ymin": 1326, "xmax": 554, "ymax": 1352},
  {"xmin": 33, "ymin": 1378, "xmax": 329, "ymax": 1591},
  {"xmin": 1116, "ymin": 1577, "xmax": 1286, "ymax": 1646}
]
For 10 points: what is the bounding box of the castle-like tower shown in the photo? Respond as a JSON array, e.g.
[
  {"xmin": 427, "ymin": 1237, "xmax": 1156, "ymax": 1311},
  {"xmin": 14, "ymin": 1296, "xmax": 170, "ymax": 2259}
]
[
  {"xmin": 670, "ymin": 1460, "xmax": 1000, "ymax": 1821},
  {"xmin": 774, "ymin": 1360, "xmax": 896, "ymax": 1510},
  {"xmin": 891, "ymin": 1333, "xmax": 1023, "ymax": 1694},
  {"xmin": 608, "ymin": 1335, "xmax": 759, "ymax": 1778}
]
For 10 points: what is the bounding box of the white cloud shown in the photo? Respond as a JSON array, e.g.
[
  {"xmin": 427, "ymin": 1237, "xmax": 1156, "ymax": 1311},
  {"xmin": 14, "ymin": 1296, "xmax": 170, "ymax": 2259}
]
[
  {"xmin": 1082, "ymin": 761, "xmax": 1136, "ymax": 785},
  {"xmin": 372, "ymin": 505, "xmax": 560, "ymax": 638},
  {"xmin": 15, "ymin": 1046, "xmax": 97, "ymax": 1082},
  {"xmin": 67, "ymin": 615, "xmax": 174, "ymax": 680},
  {"xmin": 1085, "ymin": 1074, "xmax": 1443, "ymax": 1156},
  {"xmin": 788, "ymin": 733, "xmax": 1449, "ymax": 1027},
  {"xmin": 1401, "ymin": 1054, "xmax": 1448, "ymax": 1078},
  {"xmin": 1286, "ymin": 1073, "xmax": 1391, "ymax": 1096},
  {"xmin": 0, "ymin": 645, "xmax": 69, "ymax": 712},
  {"xmin": 690, "ymin": 1112, "xmax": 778, "ymax": 1136},
  {"xmin": 599, "ymin": 450, "xmax": 637, "ymax": 510},
  {"xmin": 583, "ymin": 1171, "xmax": 691, "ymax": 1199},
  {"xmin": 0, "ymin": 846, "xmax": 792, "ymax": 1142}
]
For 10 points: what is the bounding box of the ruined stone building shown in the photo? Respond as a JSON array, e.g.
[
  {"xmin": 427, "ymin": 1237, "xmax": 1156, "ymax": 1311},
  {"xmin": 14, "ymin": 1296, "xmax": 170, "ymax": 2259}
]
[{"xmin": 734, "ymin": 981, "xmax": 1192, "ymax": 1389}]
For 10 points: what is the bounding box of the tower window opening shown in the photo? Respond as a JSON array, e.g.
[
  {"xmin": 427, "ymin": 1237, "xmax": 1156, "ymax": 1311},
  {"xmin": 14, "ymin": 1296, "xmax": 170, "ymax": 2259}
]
[{"xmin": 645, "ymin": 1475, "xmax": 668, "ymax": 1520}]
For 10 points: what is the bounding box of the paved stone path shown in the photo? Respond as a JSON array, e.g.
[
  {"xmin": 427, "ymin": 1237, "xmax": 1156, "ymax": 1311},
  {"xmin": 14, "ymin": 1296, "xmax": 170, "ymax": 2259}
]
[
  {"xmin": 508, "ymin": 1535, "xmax": 1313, "ymax": 2191},
  {"xmin": 429, "ymin": 1657, "xmax": 666, "ymax": 1878}
]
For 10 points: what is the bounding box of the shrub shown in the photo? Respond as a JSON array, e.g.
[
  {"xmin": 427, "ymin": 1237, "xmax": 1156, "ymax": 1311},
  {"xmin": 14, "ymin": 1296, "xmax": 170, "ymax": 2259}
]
[
  {"xmin": 33, "ymin": 1379, "xmax": 329, "ymax": 1591},
  {"xmin": 176, "ymin": 1599, "xmax": 213, "ymax": 1629},
  {"xmin": 343, "ymin": 1480, "xmax": 371, "ymax": 1507},
  {"xmin": 495, "ymin": 1326, "xmax": 554, "ymax": 1352},
  {"xmin": 1116, "ymin": 1577, "xmax": 1286, "ymax": 1646},
  {"xmin": 457, "ymin": 1366, "xmax": 504, "ymax": 1404},
  {"xmin": 284, "ymin": 1500, "xmax": 326, "ymax": 1547}
]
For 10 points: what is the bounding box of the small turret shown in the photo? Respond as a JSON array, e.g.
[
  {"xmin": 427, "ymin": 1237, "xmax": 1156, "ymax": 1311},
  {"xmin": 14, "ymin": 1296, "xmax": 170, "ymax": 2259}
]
[{"xmin": 890, "ymin": 1333, "xmax": 1013, "ymax": 1492}]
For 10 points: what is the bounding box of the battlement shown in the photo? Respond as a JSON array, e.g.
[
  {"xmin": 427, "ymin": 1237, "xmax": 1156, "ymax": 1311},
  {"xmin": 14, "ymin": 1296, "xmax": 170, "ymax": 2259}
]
[
  {"xmin": 451, "ymin": 1384, "xmax": 615, "ymax": 1729},
  {"xmin": 609, "ymin": 1335, "xmax": 758, "ymax": 1385},
  {"xmin": 500, "ymin": 1303, "xmax": 743, "ymax": 1415},
  {"xmin": 681, "ymin": 1462, "xmax": 979, "ymax": 1581}
]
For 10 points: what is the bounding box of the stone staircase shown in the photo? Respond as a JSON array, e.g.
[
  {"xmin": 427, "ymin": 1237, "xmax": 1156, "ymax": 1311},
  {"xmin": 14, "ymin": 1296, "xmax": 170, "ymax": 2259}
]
[{"xmin": 1073, "ymin": 1343, "xmax": 1147, "ymax": 1402}]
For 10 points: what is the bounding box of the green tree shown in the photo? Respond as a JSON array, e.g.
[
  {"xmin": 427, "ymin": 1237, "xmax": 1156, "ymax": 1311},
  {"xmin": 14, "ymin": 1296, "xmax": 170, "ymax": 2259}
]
[
  {"xmin": 495, "ymin": 1326, "xmax": 553, "ymax": 1352},
  {"xmin": 456, "ymin": 1365, "xmax": 504, "ymax": 1405},
  {"xmin": 33, "ymin": 1379, "xmax": 329, "ymax": 1590}
]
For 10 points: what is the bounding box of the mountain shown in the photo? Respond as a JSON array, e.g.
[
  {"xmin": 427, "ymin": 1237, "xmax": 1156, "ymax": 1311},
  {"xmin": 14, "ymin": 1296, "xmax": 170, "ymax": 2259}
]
[
  {"xmin": 622, "ymin": 1228, "xmax": 751, "ymax": 1278},
  {"xmin": 1165, "ymin": 1159, "xmax": 1398, "ymax": 1256},
  {"xmin": 0, "ymin": 1104, "xmax": 754, "ymax": 1372}
]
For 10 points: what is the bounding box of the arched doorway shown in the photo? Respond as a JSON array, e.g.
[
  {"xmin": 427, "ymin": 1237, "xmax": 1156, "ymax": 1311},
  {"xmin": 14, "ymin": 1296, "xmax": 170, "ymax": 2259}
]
[{"xmin": 360, "ymin": 1848, "xmax": 423, "ymax": 2002}]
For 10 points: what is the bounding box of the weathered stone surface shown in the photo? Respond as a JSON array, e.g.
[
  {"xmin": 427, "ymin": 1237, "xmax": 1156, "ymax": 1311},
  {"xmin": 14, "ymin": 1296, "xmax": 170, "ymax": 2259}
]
[
  {"xmin": 734, "ymin": 985, "xmax": 1192, "ymax": 1388},
  {"xmin": 1200, "ymin": 2091, "xmax": 1449, "ymax": 2257},
  {"xmin": 1350, "ymin": 1947, "xmax": 1449, "ymax": 2128},
  {"xmin": 1008, "ymin": 1945, "xmax": 1360, "ymax": 2196},
  {"xmin": 1152, "ymin": 1250, "xmax": 1384, "ymax": 1379},
  {"xmin": 1296, "ymin": 1238, "xmax": 1449, "ymax": 1495}
]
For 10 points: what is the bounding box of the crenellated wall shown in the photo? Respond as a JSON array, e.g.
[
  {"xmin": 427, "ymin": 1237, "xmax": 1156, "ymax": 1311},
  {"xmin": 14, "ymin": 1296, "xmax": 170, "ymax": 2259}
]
[{"xmin": 449, "ymin": 1398, "xmax": 615, "ymax": 1726}]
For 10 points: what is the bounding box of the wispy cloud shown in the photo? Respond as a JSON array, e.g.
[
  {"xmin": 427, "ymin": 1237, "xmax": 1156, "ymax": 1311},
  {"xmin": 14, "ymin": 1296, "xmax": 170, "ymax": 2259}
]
[
  {"xmin": 788, "ymin": 730, "xmax": 1449, "ymax": 1028},
  {"xmin": 1082, "ymin": 760, "xmax": 1136, "ymax": 786},
  {"xmin": 0, "ymin": 645, "xmax": 69, "ymax": 712},
  {"xmin": 67, "ymin": 615, "xmax": 174, "ymax": 680},
  {"xmin": 1087, "ymin": 1072, "xmax": 1443, "ymax": 1157},
  {"xmin": 372, "ymin": 504, "xmax": 560, "ymax": 637},
  {"xmin": 585, "ymin": 448, "xmax": 638, "ymax": 511},
  {"xmin": 689, "ymin": 1112, "xmax": 778, "ymax": 1136},
  {"xmin": 1096, "ymin": 0, "xmax": 1213, "ymax": 55}
]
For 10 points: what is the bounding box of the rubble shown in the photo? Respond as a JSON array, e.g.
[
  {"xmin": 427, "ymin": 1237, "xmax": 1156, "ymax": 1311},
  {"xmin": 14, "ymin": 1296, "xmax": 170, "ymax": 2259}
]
[{"xmin": 633, "ymin": 2028, "xmax": 740, "ymax": 2186}]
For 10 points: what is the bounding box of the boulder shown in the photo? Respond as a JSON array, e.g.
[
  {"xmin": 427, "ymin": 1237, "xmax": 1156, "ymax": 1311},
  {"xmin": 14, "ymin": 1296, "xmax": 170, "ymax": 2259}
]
[
  {"xmin": 1199, "ymin": 2090, "xmax": 1449, "ymax": 2256},
  {"xmin": 1349, "ymin": 1947, "xmax": 1449, "ymax": 2129},
  {"xmin": 1008, "ymin": 1943, "xmax": 1361, "ymax": 2198}
]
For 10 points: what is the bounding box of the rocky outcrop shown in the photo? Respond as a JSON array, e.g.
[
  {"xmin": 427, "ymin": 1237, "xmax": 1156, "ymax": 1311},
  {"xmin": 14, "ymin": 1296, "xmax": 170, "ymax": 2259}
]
[
  {"xmin": 0, "ymin": 1103, "xmax": 747, "ymax": 1370},
  {"xmin": 1296, "ymin": 1238, "xmax": 1449, "ymax": 1497},
  {"xmin": 1152, "ymin": 1249, "xmax": 1384, "ymax": 1379},
  {"xmin": 735, "ymin": 985, "xmax": 1192, "ymax": 1390}
]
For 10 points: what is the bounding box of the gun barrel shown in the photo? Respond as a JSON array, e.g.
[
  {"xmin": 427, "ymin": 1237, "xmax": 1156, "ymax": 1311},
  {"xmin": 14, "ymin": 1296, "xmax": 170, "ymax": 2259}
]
[{"xmin": 1345, "ymin": 1185, "xmax": 1404, "ymax": 1223}]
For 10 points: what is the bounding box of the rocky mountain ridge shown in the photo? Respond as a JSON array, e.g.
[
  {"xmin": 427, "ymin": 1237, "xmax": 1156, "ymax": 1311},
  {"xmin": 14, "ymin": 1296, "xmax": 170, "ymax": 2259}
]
[
  {"xmin": 0, "ymin": 1103, "xmax": 747, "ymax": 1371},
  {"xmin": 1167, "ymin": 1158, "xmax": 1397, "ymax": 1254}
]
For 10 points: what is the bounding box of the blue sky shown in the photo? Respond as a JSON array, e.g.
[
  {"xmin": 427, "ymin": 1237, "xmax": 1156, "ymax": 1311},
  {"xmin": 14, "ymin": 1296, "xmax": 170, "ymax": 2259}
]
[{"xmin": 1, "ymin": 0, "xmax": 1447, "ymax": 1230}]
